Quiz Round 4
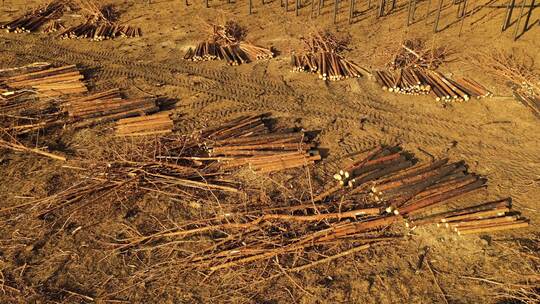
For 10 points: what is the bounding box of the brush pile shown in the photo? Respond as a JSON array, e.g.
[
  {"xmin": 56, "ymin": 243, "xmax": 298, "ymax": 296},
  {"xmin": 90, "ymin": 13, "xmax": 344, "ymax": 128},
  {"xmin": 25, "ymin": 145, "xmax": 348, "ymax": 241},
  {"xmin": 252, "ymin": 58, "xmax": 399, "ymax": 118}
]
[
  {"xmin": 407, "ymin": 198, "xmax": 529, "ymax": 235},
  {"xmin": 473, "ymin": 50, "xmax": 540, "ymax": 118},
  {"xmin": 201, "ymin": 114, "xmax": 320, "ymax": 173},
  {"xmin": 291, "ymin": 31, "xmax": 367, "ymax": 81},
  {"xmin": 1, "ymin": 0, "xmax": 142, "ymax": 40},
  {"xmin": 183, "ymin": 21, "xmax": 274, "ymax": 65},
  {"xmin": 374, "ymin": 68, "xmax": 492, "ymax": 101},
  {"xmin": 390, "ymin": 38, "xmax": 448, "ymax": 70},
  {"xmin": 0, "ymin": 0, "xmax": 66, "ymax": 33}
]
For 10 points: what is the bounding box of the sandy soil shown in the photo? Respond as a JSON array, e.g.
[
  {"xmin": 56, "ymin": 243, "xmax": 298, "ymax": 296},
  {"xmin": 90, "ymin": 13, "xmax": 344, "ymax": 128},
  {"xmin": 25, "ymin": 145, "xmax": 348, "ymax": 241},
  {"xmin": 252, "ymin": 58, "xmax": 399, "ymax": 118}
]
[{"xmin": 0, "ymin": 0, "xmax": 539, "ymax": 303}]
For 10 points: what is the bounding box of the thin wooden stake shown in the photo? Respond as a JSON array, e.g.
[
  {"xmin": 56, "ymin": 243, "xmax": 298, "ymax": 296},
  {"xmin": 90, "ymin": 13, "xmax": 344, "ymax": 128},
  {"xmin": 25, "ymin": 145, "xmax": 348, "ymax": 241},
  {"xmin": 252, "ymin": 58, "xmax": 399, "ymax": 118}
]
[
  {"xmin": 433, "ymin": 0, "xmax": 443, "ymax": 33},
  {"xmin": 249, "ymin": 0, "xmax": 253, "ymax": 14},
  {"xmin": 334, "ymin": 0, "xmax": 339, "ymax": 23},
  {"xmin": 459, "ymin": 0, "xmax": 468, "ymax": 36},
  {"xmin": 296, "ymin": 0, "xmax": 299, "ymax": 16},
  {"xmin": 513, "ymin": 0, "xmax": 527, "ymax": 40},
  {"xmin": 502, "ymin": 0, "xmax": 515, "ymax": 31},
  {"xmin": 349, "ymin": 0, "xmax": 354, "ymax": 23}
]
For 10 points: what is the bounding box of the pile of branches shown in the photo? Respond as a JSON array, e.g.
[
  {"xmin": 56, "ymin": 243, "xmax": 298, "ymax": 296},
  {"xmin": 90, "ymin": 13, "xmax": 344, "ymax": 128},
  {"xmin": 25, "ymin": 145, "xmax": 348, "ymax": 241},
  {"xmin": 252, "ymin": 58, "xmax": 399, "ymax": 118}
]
[
  {"xmin": 0, "ymin": 113, "xmax": 321, "ymax": 220},
  {"xmin": 390, "ymin": 38, "xmax": 449, "ymax": 70},
  {"xmin": 183, "ymin": 21, "xmax": 274, "ymax": 65},
  {"xmin": 0, "ymin": 0, "xmax": 142, "ymax": 40},
  {"xmin": 473, "ymin": 50, "xmax": 540, "ymax": 118},
  {"xmin": 291, "ymin": 31, "xmax": 368, "ymax": 81},
  {"xmin": 374, "ymin": 68, "xmax": 491, "ymax": 102}
]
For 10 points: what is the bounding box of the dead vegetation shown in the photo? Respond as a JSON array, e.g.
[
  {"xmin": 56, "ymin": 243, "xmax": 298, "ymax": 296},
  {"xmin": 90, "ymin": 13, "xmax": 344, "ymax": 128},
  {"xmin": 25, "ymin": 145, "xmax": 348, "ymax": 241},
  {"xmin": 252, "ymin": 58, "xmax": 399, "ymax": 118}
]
[{"xmin": 0, "ymin": 0, "xmax": 142, "ymax": 40}]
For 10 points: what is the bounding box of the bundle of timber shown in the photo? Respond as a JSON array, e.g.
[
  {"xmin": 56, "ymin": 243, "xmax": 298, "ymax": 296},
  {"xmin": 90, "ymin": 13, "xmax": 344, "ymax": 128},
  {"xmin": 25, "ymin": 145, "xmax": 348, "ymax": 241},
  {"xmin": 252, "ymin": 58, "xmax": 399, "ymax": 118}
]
[
  {"xmin": 291, "ymin": 31, "xmax": 368, "ymax": 81},
  {"xmin": 0, "ymin": 0, "xmax": 67, "ymax": 33},
  {"xmin": 183, "ymin": 21, "xmax": 274, "ymax": 65},
  {"xmin": 202, "ymin": 114, "xmax": 320, "ymax": 173},
  {"xmin": 322, "ymin": 146, "xmax": 486, "ymax": 216},
  {"xmin": 374, "ymin": 68, "xmax": 492, "ymax": 102},
  {"xmin": 64, "ymin": 88, "xmax": 159, "ymax": 128},
  {"xmin": 115, "ymin": 112, "xmax": 173, "ymax": 137},
  {"xmin": 0, "ymin": 64, "xmax": 87, "ymax": 97},
  {"xmin": 407, "ymin": 198, "xmax": 530, "ymax": 235},
  {"xmin": 59, "ymin": 22, "xmax": 142, "ymax": 40},
  {"xmin": 0, "ymin": 0, "xmax": 141, "ymax": 40}
]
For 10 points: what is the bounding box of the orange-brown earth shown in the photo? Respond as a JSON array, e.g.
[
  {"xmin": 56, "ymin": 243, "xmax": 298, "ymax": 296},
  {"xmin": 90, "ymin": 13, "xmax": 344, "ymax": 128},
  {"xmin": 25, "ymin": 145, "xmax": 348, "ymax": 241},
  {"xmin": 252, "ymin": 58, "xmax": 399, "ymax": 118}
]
[{"xmin": 0, "ymin": 0, "xmax": 539, "ymax": 303}]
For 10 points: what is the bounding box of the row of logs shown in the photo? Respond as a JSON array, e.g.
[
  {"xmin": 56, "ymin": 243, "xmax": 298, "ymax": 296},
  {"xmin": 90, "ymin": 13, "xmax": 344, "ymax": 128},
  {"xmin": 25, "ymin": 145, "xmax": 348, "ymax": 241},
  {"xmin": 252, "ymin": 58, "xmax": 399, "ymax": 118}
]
[
  {"xmin": 0, "ymin": 64, "xmax": 87, "ymax": 97},
  {"xmin": 291, "ymin": 51, "xmax": 365, "ymax": 81},
  {"xmin": 201, "ymin": 114, "xmax": 320, "ymax": 173},
  {"xmin": 115, "ymin": 112, "xmax": 173, "ymax": 137},
  {"xmin": 407, "ymin": 198, "xmax": 529, "ymax": 235},
  {"xmin": 59, "ymin": 22, "xmax": 142, "ymax": 41},
  {"xmin": 64, "ymin": 88, "xmax": 159, "ymax": 128},
  {"xmin": 375, "ymin": 68, "xmax": 492, "ymax": 102},
  {"xmin": 183, "ymin": 41, "xmax": 273, "ymax": 65},
  {"xmin": 0, "ymin": 0, "xmax": 65, "ymax": 33}
]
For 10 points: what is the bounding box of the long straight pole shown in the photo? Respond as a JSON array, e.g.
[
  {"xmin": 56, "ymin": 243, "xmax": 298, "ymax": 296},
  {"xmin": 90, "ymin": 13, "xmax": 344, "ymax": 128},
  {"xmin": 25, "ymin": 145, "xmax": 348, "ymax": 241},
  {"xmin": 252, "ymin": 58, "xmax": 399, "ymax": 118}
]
[
  {"xmin": 349, "ymin": 0, "xmax": 354, "ymax": 23},
  {"xmin": 249, "ymin": 0, "xmax": 253, "ymax": 14},
  {"xmin": 433, "ymin": 0, "xmax": 443, "ymax": 33},
  {"xmin": 513, "ymin": 0, "xmax": 528, "ymax": 40},
  {"xmin": 296, "ymin": 0, "xmax": 299, "ymax": 15},
  {"xmin": 334, "ymin": 0, "xmax": 339, "ymax": 23},
  {"xmin": 378, "ymin": 0, "xmax": 385, "ymax": 17},
  {"xmin": 459, "ymin": 0, "xmax": 468, "ymax": 36},
  {"xmin": 425, "ymin": 0, "xmax": 432, "ymax": 24},
  {"xmin": 502, "ymin": 0, "xmax": 516, "ymax": 31}
]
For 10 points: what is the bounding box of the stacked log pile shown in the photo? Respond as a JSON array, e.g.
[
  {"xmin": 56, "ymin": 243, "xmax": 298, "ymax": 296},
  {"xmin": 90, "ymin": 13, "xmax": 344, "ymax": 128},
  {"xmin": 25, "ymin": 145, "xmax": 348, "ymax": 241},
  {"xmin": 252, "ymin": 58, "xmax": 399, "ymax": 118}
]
[
  {"xmin": 202, "ymin": 114, "xmax": 320, "ymax": 173},
  {"xmin": 374, "ymin": 68, "xmax": 492, "ymax": 101},
  {"xmin": 0, "ymin": 64, "xmax": 87, "ymax": 97},
  {"xmin": 407, "ymin": 198, "xmax": 529, "ymax": 235},
  {"xmin": 183, "ymin": 21, "xmax": 274, "ymax": 65},
  {"xmin": 115, "ymin": 112, "xmax": 173, "ymax": 137},
  {"xmin": 376, "ymin": 39, "xmax": 491, "ymax": 102},
  {"xmin": 0, "ymin": 0, "xmax": 66, "ymax": 33},
  {"xmin": 64, "ymin": 89, "xmax": 159, "ymax": 128},
  {"xmin": 0, "ymin": 0, "xmax": 142, "ymax": 40},
  {"xmin": 291, "ymin": 31, "xmax": 368, "ymax": 81},
  {"xmin": 59, "ymin": 21, "xmax": 142, "ymax": 40}
]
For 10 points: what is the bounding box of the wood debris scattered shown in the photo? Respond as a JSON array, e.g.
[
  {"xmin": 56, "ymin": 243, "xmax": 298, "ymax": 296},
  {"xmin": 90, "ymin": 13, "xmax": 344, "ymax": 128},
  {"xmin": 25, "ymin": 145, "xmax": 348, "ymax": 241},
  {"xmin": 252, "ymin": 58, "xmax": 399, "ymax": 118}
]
[
  {"xmin": 291, "ymin": 31, "xmax": 368, "ymax": 81},
  {"xmin": 183, "ymin": 21, "xmax": 274, "ymax": 65}
]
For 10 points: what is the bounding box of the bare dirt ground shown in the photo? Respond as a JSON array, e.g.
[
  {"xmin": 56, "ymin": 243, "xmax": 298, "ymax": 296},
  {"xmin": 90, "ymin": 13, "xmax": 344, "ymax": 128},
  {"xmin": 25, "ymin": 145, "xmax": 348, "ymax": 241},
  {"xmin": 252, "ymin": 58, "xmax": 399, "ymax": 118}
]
[{"xmin": 0, "ymin": 0, "xmax": 539, "ymax": 303}]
